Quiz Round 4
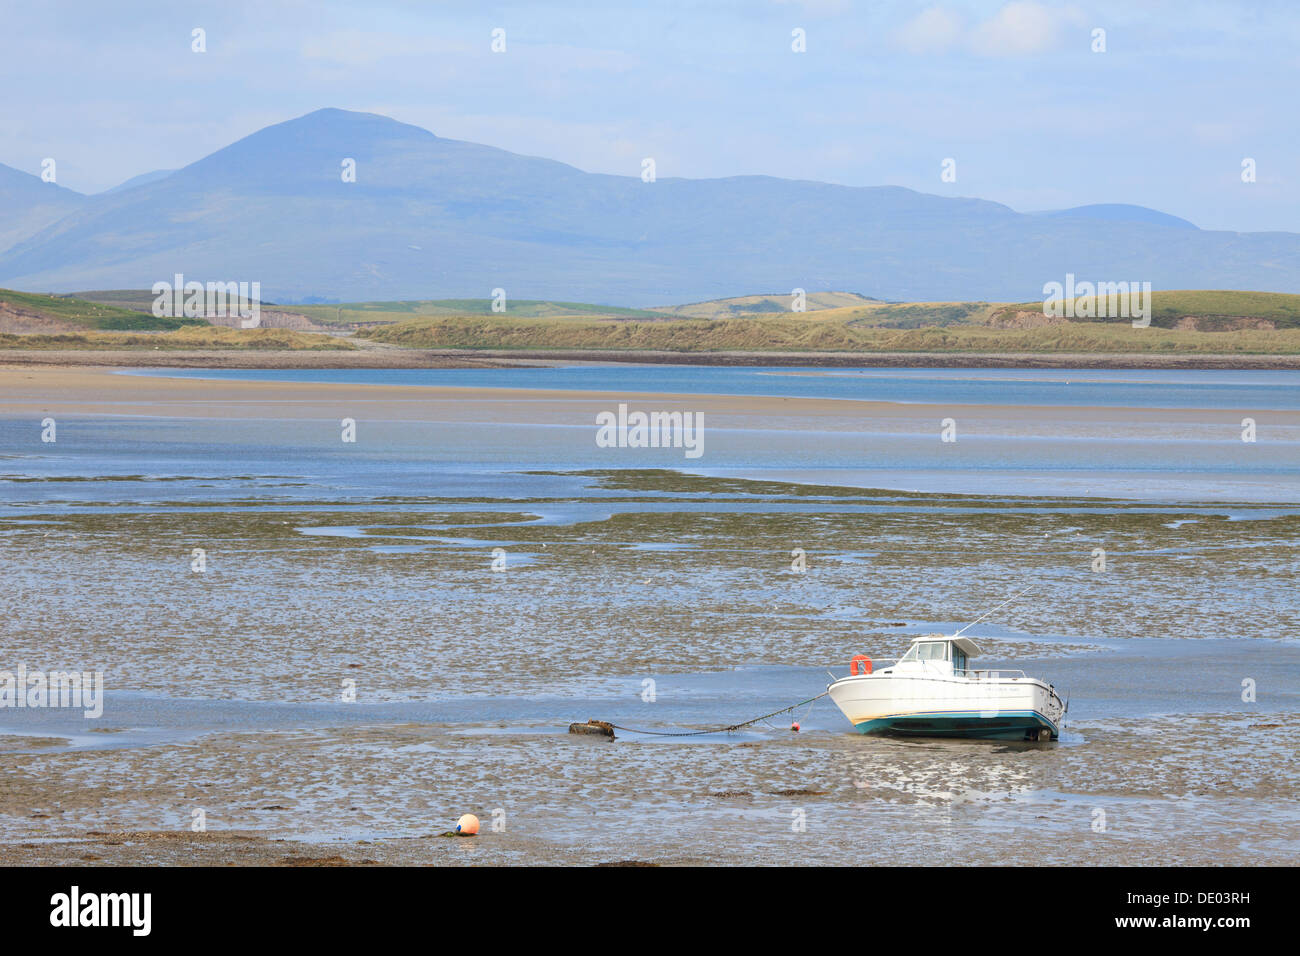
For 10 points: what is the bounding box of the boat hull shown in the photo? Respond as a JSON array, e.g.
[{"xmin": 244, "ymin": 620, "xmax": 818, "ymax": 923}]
[
  {"xmin": 851, "ymin": 710, "xmax": 1059, "ymax": 740},
  {"xmin": 829, "ymin": 673, "xmax": 1065, "ymax": 741}
]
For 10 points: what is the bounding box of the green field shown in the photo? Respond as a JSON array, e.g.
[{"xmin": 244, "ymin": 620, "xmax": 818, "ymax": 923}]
[{"xmin": 0, "ymin": 289, "xmax": 207, "ymax": 331}]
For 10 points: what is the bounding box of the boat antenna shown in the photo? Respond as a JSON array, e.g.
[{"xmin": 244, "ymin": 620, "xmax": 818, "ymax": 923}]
[{"xmin": 952, "ymin": 584, "xmax": 1034, "ymax": 637}]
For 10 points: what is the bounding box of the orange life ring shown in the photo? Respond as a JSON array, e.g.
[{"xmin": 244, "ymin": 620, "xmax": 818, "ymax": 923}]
[{"xmin": 850, "ymin": 654, "xmax": 872, "ymax": 676}]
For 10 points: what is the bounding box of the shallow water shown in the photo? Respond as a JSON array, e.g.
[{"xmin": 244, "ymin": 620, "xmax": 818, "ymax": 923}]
[
  {"xmin": 1, "ymin": 366, "xmax": 1297, "ymax": 864},
  {"xmin": 122, "ymin": 365, "xmax": 1300, "ymax": 410},
  {"xmin": 8, "ymin": 366, "xmax": 1298, "ymax": 503}
]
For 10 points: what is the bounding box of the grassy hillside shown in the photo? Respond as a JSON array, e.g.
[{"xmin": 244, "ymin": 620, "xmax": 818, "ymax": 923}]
[
  {"xmin": 814, "ymin": 300, "xmax": 1001, "ymax": 328},
  {"xmin": 64, "ymin": 289, "xmax": 180, "ymax": 312},
  {"xmin": 357, "ymin": 313, "xmax": 1300, "ymax": 354},
  {"xmin": 292, "ymin": 298, "xmax": 664, "ymax": 326},
  {"xmin": 990, "ymin": 290, "xmax": 1300, "ymax": 330},
  {"xmin": 8, "ymin": 286, "xmax": 1300, "ymax": 355},
  {"xmin": 57, "ymin": 288, "xmax": 1300, "ymax": 332},
  {"xmin": 0, "ymin": 288, "xmax": 356, "ymax": 348},
  {"xmin": 649, "ymin": 291, "xmax": 881, "ymax": 319},
  {"xmin": 1, "ymin": 288, "xmax": 206, "ymax": 331},
  {"xmin": 663, "ymin": 290, "xmax": 1300, "ymax": 330},
  {"xmin": 71, "ymin": 292, "xmax": 664, "ymax": 323},
  {"xmin": 0, "ymin": 326, "xmax": 356, "ymax": 351},
  {"xmin": 360, "ymin": 290, "xmax": 1300, "ymax": 354}
]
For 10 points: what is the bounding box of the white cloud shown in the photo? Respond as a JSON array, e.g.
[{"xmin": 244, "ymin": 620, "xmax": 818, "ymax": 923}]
[
  {"xmin": 892, "ymin": 2, "xmax": 1082, "ymax": 58},
  {"xmin": 969, "ymin": 2, "xmax": 1070, "ymax": 57},
  {"xmin": 892, "ymin": 6, "xmax": 965, "ymax": 54}
]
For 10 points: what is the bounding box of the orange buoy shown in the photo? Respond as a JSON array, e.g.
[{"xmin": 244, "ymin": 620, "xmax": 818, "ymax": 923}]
[
  {"xmin": 455, "ymin": 813, "xmax": 480, "ymax": 835},
  {"xmin": 850, "ymin": 654, "xmax": 872, "ymax": 676},
  {"xmin": 791, "ymin": 721, "xmax": 800, "ymax": 732}
]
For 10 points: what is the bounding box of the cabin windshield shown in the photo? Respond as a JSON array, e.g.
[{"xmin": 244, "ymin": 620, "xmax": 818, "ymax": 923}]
[{"xmin": 902, "ymin": 642, "xmax": 947, "ymax": 662}]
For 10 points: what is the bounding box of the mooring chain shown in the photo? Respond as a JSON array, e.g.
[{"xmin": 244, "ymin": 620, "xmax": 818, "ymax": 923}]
[{"xmin": 602, "ymin": 692, "xmax": 829, "ymax": 737}]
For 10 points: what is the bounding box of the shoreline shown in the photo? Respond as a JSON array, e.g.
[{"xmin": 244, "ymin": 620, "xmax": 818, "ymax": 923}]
[{"xmin": 4, "ymin": 347, "xmax": 1300, "ymax": 370}]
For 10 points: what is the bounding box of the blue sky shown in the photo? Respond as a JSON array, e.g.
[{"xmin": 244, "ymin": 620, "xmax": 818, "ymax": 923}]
[{"xmin": 3, "ymin": 0, "xmax": 1297, "ymax": 231}]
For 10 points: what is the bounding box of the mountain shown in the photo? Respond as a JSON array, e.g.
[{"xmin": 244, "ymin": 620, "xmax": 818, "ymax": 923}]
[
  {"xmin": 100, "ymin": 169, "xmax": 177, "ymax": 194},
  {"xmin": 1036, "ymin": 203, "xmax": 1198, "ymax": 230},
  {"xmin": 1, "ymin": 108, "xmax": 1297, "ymax": 305},
  {"xmin": 0, "ymin": 162, "xmax": 85, "ymax": 256}
]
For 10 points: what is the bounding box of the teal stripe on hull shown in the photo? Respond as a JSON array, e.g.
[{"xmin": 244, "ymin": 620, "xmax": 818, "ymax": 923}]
[{"xmin": 853, "ymin": 710, "xmax": 1059, "ymax": 741}]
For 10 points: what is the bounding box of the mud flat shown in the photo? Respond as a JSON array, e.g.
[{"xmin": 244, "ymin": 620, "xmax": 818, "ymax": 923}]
[
  {"xmin": 0, "ymin": 710, "xmax": 1292, "ymax": 867},
  {"xmin": 1, "ymin": 469, "xmax": 1297, "ymax": 866},
  {"xmin": 1, "ymin": 365, "xmax": 1296, "ymax": 866}
]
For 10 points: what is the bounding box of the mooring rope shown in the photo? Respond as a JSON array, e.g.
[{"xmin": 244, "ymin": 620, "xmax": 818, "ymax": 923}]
[{"xmin": 604, "ymin": 692, "xmax": 829, "ymax": 737}]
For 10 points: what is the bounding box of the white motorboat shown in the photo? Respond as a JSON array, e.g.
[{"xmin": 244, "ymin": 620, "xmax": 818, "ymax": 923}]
[{"xmin": 827, "ymin": 633, "xmax": 1066, "ymax": 741}]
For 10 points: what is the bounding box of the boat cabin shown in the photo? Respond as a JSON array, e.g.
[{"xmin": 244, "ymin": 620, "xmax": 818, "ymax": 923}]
[{"xmin": 888, "ymin": 635, "xmax": 981, "ymax": 676}]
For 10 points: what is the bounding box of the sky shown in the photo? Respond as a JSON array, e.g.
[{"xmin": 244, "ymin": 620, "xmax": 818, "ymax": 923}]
[{"xmin": 2, "ymin": 0, "xmax": 1297, "ymax": 232}]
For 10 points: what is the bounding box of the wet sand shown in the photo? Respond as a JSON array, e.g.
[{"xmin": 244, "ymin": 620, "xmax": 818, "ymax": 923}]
[
  {"xmin": 2, "ymin": 366, "xmax": 1294, "ymax": 429},
  {"xmin": 1, "ymin": 365, "xmax": 1296, "ymax": 866},
  {"xmin": 3, "ymin": 710, "xmax": 1294, "ymax": 866},
  {"xmin": 3, "ymin": 483, "xmax": 1298, "ymax": 865}
]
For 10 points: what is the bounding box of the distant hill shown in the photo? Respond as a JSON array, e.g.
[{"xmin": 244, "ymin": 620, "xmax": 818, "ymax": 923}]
[
  {"xmin": 650, "ymin": 291, "xmax": 881, "ymax": 319},
  {"xmin": 70, "ymin": 288, "xmax": 202, "ymax": 312},
  {"xmin": 988, "ymin": 289, "xmax": 1300, "ymax": 331},
  {"xmin": 0, "ymin": 288, "xmax": 205, "ymax": 332},
  {"xmin": 290, "ymin": 298, "xmax": 663, "ymax": 326},
  {"xmin": 0, "ymin": 287, "xmax": 358, "ymax": 351},
  {"xmin": 2, "ymin": 109, "xmax": 1300, "ymax": 305},
  {"xmin": 100, "ymin": 169, "xmax": 177, "ymax": 194},
  {"xmin": 65, "ymin": 288, "xmax": 339, "ymax": 332},
  {"xmin": 10, "ymin": 288, "xmax": 661, "ymax": 333},
  {"xmin": 356, "ymin": 289, "xmax": 1300, "ymax": 354},
  {"xmin": 8, "ymin": 286, "xmax": 1300, "ymax": 356},
  {"xmin": 0, "ymin": 163, "xmax": 85, "ymax": 256},
  {"xmin": 1034, "ymin": 203, "xmax": 1199, "ymax": 230}
]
